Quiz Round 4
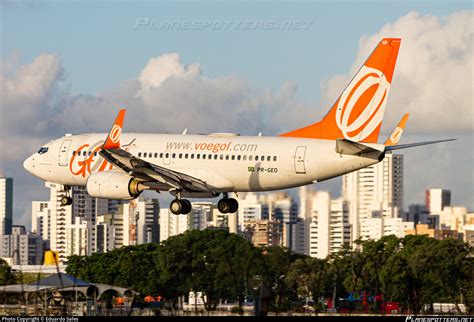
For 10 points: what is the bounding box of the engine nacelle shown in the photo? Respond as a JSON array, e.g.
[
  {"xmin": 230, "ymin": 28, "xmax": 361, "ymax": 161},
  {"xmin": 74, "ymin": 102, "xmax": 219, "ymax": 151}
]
[{"xmin": 86, "ymin": 172, "xmax": 144, "ymax": 200}]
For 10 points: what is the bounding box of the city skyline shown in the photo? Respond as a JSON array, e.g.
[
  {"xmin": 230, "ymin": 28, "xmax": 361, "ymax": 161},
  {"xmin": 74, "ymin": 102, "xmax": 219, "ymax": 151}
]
[{"xmin": 1, "ymin": 3, "xmax": 473, "ymax": 228}]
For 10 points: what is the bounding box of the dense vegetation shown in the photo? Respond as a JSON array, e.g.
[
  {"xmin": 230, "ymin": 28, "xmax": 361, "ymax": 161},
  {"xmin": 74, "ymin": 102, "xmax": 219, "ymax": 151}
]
[{"xmin": 61, "ymin": 230, "xmax": 473, "ymax": 314}]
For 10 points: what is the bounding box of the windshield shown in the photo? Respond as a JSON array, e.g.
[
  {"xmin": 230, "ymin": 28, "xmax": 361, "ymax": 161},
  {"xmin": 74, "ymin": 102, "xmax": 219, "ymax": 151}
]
[{"xmin": 38, "ymin": 147, "xmax": 49, "ymax": 155}]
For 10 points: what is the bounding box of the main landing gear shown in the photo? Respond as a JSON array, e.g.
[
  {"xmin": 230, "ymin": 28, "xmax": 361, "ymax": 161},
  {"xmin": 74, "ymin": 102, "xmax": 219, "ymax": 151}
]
[
  {"xmin": 170, "ymin": 198, "xmax": 192, "ymax": 215},
  {"xmin": 169, "ymin": 193, "xmax": 239, "ymax": 215},
  {"xmin": 217, "ymin": 194, "xmax": 238, "ymax": 214},
  {"xmin": 60, "ymin": 185, "xmax": 73, "ymax": 206}
]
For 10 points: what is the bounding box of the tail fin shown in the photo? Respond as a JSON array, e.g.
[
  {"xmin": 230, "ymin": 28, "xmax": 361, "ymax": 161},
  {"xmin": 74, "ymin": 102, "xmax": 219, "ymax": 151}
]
[
  {"xmin": 280, "ymin": 38, "xmax": 401, "ymax": 143},
  {"xmin": 103, "ymin": 109, "xmax": 126, "ymax": 150},
  {"xmin": 385, "ymin": 113, "xmax": 409, "ymax": 146}
]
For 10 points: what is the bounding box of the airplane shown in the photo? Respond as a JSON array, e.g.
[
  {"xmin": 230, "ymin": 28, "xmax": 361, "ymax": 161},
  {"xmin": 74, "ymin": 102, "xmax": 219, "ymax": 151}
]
[{"xmin": 23, "ymin": 38, "xmax": 454, "ymax": 215}]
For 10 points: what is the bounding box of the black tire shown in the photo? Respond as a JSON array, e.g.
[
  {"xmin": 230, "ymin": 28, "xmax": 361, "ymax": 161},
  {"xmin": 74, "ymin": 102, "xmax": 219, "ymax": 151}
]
[
  {"xmin": 170, "ymin": 199, "xmax": 182, "ymax": 215},
  {"xmin": 228, "ymin": 198, "xmax": 239, "ymax": 213},
  {"xmin": 181, "ymin": 199, "xmax": 192, "ymax": 214},
  {"xmin": 218, "ymin": 199, "xmax": 231, "ymax": 214},
  {"xmin": 60, "ymin": 196, "xmax": 72, "ymax": 206}
]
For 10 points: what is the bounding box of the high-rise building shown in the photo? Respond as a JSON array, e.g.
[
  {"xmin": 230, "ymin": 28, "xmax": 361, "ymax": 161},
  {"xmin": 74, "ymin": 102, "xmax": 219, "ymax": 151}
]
[
  {"xmin": 425, "ymin": 189, "xmax": 451, "ymax": 215},
  {"xmin": 440, "ymin": 206, "xmax": 467, "ymax": 232},
  {"xmin": 0, "ymin": 225, "xmax": 43, "ymax": 265},
  {"xmin": 124, "ymin": 198, "xmax": 160, "ymax": 245},
  {"xmin": 342, "ymin": 153, "xmax": 403, "ymax": 242},
  {"xmin": 0, "ymin": 177, "xmax": 13, "ymax": 235},
  {"xmin": 95, "ymin": 213, "xmax": 118, "ymax": 253},
  {"xmin": 308, "ymin": 192, "xmax": 351, "ymax": 259},
  {"xmin": 282, "ymin": 219, "xmax": 305, "ymax": 254},
  {"xmin": 159, "ymin": 209, "xmax": 189, "ymax": 242},
  {"xmin": 237, "ymin": 193, "xmax": 269, "ymax": 232},
  {"xmin": 31, "ymin": 201, "xmax": 51, "ymax": 248},
  {"xmin": 360, "ymin": 217, "xmax": 414, "ymax": 240},
  {"xmin": 404, "ymin": 204, "xmax": 439, "ymax": 229},
  {"xmin": 243, "ymin": 220, "xmax": 282, "ymax": 247}
]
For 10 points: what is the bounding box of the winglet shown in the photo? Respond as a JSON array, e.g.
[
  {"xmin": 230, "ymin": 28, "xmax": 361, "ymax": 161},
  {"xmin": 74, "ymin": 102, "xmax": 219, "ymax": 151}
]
[
  {"xmin": 103, "ymin": 109, "xmax": 126, "ymax": 150},
  {"xmin": 385, "ymin": 113, "xmax": 409, "ymax": 146}
]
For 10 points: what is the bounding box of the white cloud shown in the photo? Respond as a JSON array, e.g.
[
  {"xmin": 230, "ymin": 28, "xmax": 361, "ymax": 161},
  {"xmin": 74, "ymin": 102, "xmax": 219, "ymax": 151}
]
[
  {"xmin": 320, "ymin": 10, "xmax": 474, "ymax": 134},
  {"xmin": 138, "ymin": 53, "xmax": 201, "ymax": 93}
]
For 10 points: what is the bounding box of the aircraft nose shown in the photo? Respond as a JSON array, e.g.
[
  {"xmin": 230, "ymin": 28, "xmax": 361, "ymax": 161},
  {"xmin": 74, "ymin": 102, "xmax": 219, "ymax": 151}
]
[{"xmin": 23, "ymin": 155, "xmax": 36, "ymax": 174}]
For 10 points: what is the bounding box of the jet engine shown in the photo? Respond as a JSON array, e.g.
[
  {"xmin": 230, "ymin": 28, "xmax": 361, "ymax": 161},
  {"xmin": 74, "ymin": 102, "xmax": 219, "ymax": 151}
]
[{"xmin": 86, "ymin": 171, "xmax": 145, "ymax": 200}]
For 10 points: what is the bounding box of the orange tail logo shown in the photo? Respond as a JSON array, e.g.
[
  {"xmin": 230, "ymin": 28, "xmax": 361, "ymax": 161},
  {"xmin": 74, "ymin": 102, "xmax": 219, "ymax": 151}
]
[
  {"xmin": 385, "ymin": 113, "xmax": 409, "ymax": 146},
  {"xmin": 103, "ymin": 109, "xmax": 126, "ymax": 149},
  {"xmin": 280, "ymin": 38, "xmax": 401, "ymax": 143}
]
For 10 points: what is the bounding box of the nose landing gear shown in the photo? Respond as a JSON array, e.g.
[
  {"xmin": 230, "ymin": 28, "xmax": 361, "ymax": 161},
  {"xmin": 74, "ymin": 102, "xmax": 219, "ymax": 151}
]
[{"xmin": 60, "ymin": 185, "xmax": 73, "ymax": 206}]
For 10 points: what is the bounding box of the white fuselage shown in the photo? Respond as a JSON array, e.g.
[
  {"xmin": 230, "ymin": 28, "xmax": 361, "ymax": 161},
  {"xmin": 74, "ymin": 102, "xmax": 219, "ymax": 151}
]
[{"xmin": 24, "ymin": 132, "xmax": 383, "ymax": 196}]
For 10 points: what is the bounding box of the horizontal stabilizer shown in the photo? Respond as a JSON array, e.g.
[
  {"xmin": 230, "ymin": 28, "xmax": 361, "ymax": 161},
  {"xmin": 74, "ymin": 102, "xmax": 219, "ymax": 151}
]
[
  {"xmin": 385, "ymin": 139, "xmax": 456, "ymax": 151},
  {"xmin": 336, "ymin": 139, "xmax": 384, "ymax": 156}
]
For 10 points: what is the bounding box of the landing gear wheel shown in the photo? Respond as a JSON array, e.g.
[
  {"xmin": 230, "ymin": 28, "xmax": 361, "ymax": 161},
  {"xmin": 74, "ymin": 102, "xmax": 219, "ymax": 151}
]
[
  {"xmin": 60, "ymin": 196, "xmax": 73, "ymax": 206},
  {"xmin": 181, "ymin": 199, "xmax": 192, "ymax": 214},
  {"xmin": 218, "ymin": 199, "xmax": 231, "ymax": 214},
  {"xmin": 170, "ymin": 199, "xmax": 192, "ymax": 215},
  {"xmin": 228, "ymin": 198, "xmax": 239, "ymax": 213},
  {"xmin": 170, "ymin": 199, "xmax": 183, "ymax": 215}
]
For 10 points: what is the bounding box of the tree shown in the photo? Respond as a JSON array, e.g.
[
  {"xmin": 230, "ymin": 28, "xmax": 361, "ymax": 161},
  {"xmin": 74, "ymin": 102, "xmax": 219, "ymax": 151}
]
[
  {"xmin": 286, "ymin": 257, "xmax": 329, "ymax": 312},
  {"xmin": 0, "ymin": 259, "xmax": 16, "ymax": 286}
]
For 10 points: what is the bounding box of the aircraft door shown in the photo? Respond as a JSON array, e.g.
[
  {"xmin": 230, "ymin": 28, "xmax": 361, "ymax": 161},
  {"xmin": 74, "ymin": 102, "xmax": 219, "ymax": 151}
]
[
  {"xmin": 294, "ymin": 146, "xmax": 307, "ymax": 174},
  {"xmin": 58, "ymin": 139, "xmax": 72, "ymax": 166}
]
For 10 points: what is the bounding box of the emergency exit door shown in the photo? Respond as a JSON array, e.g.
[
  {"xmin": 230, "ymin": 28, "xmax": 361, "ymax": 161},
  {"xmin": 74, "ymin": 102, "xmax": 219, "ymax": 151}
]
[{"xmin": 294, "ymin": 146, "xmax": 307, "ymax": 174}]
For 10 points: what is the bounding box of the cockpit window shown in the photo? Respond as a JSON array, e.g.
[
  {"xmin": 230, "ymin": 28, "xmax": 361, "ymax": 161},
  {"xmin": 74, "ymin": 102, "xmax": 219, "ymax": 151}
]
[{"xmin": 38, "ymin": 147, "xmax": 49, "ymax": 155}]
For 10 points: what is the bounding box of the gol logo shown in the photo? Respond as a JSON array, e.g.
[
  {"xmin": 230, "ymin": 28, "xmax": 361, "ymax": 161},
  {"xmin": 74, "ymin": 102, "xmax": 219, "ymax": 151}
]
[
  {"xmin": 109, "ymin": 124, "xmax": 122, "ymax": 144},
  {"xmin": 335, "ymin": 66, "xmax": 390, "ymax": 141},
  {"xmin": 389, "ymin": 126, "xmax": 403, "ymax": 145},
  {"xmin": 70, "ymin": 141, "xmax": 113, "ymax": 177}
]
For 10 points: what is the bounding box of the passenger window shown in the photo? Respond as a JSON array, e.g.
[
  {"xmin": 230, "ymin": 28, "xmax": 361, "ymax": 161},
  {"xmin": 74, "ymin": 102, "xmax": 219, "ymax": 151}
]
[
  {"xmin": 179, "ymin": 153, "xmax": 182, "ymax": 159},
  {"xmin": 214, "ymin": 155, "xmax": 218, "ymax": 160},
  {"xmin": 191, "ymin": 154, "xmax": 194, "ymax": 159},
  {"xmin": 231, "ymin": 155, "xmax": 235, "ymax": 160},
  {"xmin": 185, "ymin": 154, "xmax": 188, "ymax": 159},
  {"xmin": 197, "ymin": 154, "xmax": 200, "ymax": 159},
  {"xmin": 72, "ymin": 151, "xmax": 76, "ymax": 156},
  {"xmin": 159, "ymin": 153, "xmax": 163, "ymax": 158},
  {"xmin": 94, "ymin": 152, "xmax": 98, "ymax": 156},
  {"xmin": 149, "ymin": 152, "xmax": 153, "ymax": 157},
  {"xmin": 273, "ymin": 156, "xmax": 277, "ymax": 162},
  {"xmin": 261, "ymin": 156, "xmax": 264, "ymax": 161},
  {"xmin": 172, "ymin": 153, "xmax": 176, "ymax": 158},
  {"xmin": 244, "ymin": 155, "xmax": 247, "ymax": 161},
  {"xmin": 165, "ymin": 153, "xmax": 169, "ymax": 158},
  {"xmin": 203, "ymin": 154, "xmax": 206, "ymax": 160},
  {"xmin": 144, "ymin": 152, "xmax": 147, "ymax": 157},
  {"xmin": 209, "ymin": 154, "xmax": 213, "ymax": 160},
  {"xmin": 267, "ymin": 156, "xmax": 271, "ymax": 161},
  {"xmin": 88, "ymin": 151, "xmax": 92, "ymax": 156},
  {"xmin": 220, "ymin": 155, "xmax": 224, "ymax": 160},
  {"xmin": 154, "ymin": 153, "xmax": 158, "ymax": 158},
  {"xmin": 237, "ymin": 155, "xmax": 241, "ymax": 161},
  {"xmin": 255, "ymin": 156, "xmax": 258, "ymax": 161},
  {"xmin": 138, "ymin": 152, "xmax": 142, "ymax": 157},
  {"xmin": 225, "ymin": 155, "xmax": 229, "ymax": 160}
]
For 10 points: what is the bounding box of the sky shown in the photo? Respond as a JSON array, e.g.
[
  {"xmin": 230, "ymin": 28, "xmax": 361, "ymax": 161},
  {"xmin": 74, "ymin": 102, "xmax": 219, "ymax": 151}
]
[{"xmin": 1, "ymin": 1, "xmax": 473, "ymax": 229}]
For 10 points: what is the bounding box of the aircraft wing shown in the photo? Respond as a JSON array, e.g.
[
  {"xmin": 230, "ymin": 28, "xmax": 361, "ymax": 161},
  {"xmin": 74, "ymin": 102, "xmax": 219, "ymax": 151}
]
[
  {"xmin": 99, "ymin": 109, "xmax": 209, "ymax": 193},
  {"xmin": 100, "ymin": 148, "xmax": 208, "ymax": 192}
]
